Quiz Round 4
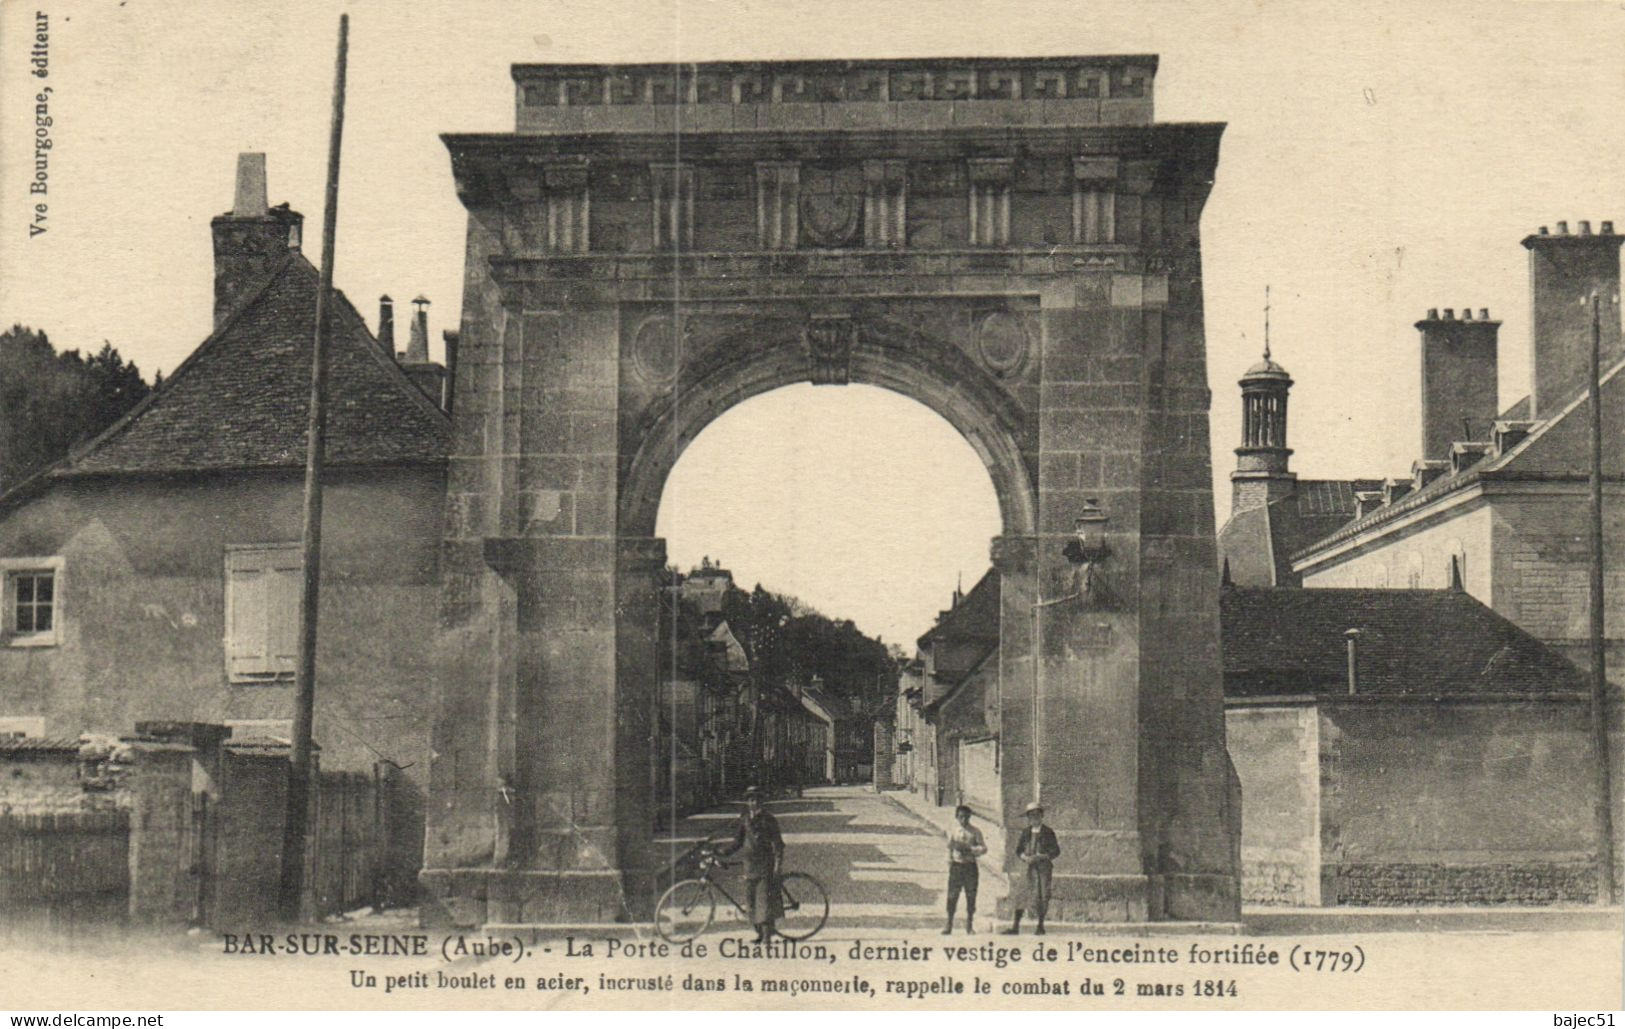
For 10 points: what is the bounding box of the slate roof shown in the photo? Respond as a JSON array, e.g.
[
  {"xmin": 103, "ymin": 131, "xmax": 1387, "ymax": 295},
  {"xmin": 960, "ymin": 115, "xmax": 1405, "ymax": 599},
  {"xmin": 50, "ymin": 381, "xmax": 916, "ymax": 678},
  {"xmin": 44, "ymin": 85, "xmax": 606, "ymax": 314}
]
[
  {"xmin": 1218, "ymin": 478, "xmax": 1383, "ymax": 586},
  {"xmin": 1292, "ymin": 354, "xmax": 1625, "ymax": 562},
  {"xmin": 1220, "ymin": 586, "xmax": 1588, "ymax": 697},
  {"xmin": 47, "ymin": 254, "xmax": 449, "ymax": 478}
]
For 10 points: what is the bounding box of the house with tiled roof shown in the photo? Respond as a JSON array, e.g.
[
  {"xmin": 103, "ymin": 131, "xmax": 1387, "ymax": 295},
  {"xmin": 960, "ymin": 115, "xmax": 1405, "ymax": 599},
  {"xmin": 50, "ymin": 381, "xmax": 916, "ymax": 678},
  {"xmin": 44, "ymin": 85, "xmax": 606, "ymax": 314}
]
[
  {"xmin": 1287, "ymin": 220, "xmax": 1625, "ymax": 679},
  {"xmin": 1222, "ymin": 583, "xmax": 1622, "ymax": 908},
  {"xmin": 0, "ymin": 154, "xmax": 451, "ymax": 837},
  {"xmin": 887, "ymin": 568, "xmax": 1622, "ymax": 905}
]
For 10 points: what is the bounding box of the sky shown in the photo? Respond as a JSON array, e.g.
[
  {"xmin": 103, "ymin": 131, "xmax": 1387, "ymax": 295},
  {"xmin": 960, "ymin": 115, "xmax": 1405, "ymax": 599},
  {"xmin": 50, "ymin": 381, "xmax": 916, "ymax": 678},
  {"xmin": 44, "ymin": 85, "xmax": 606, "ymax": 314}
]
[{"xmin": 3, "ymin": 0, "xmax": 1623, "ymax": 646}]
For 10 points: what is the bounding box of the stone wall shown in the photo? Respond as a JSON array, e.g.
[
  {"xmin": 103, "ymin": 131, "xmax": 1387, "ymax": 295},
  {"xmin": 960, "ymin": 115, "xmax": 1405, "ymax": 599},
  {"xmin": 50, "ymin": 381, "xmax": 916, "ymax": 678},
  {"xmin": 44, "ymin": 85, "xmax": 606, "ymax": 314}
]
[
  {"xmin": 1319, "ymin": 700, "xmax": 1624, "ymax": 905},
  {"xmin": 0, "ymin": 746, "xmax": 86, "ymax": 813},
  {"xmin": 1299, "ymin": 503, "xmax": 1493, "ymax": 594},
  {"xmin": 1224, "ymin": 704, "xmax": 1319, "ymax": 906},
  {"xmin": 1494, "ymin": 491, "xmax": 1625, "ymax": 678}
]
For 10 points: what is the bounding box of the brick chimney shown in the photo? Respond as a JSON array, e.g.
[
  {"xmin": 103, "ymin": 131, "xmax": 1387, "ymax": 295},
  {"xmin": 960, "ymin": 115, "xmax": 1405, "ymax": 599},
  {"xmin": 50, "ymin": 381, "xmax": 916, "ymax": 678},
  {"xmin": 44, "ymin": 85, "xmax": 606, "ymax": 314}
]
[
  {"xmin": 210, "ymin": 154, "xmax": 303, "ymax": 329},
  {"xmin": 1522, "ymin": 220, "xmax": 1623, "ymax": 419},
  {"xmin": 1416, "ymin": 306, "xmax": 1500, "ymax": 460}
]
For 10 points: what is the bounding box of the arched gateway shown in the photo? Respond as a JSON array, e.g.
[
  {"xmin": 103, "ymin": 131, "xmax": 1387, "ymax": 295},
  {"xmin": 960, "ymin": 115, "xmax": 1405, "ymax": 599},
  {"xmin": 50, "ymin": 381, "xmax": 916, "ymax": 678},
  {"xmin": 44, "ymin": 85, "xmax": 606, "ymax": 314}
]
[{"xmin": 422, "ymin": 56, "xmax": 1241, "ymax": 926}]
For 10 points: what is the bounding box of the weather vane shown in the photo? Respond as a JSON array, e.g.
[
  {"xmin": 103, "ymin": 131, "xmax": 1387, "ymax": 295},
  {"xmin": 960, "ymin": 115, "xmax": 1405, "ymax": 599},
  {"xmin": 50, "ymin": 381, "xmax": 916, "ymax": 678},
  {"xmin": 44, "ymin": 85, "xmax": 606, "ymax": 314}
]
[{"xmin": 1263, "ymin": 284, "xmax": 1272, "ymax": 361}]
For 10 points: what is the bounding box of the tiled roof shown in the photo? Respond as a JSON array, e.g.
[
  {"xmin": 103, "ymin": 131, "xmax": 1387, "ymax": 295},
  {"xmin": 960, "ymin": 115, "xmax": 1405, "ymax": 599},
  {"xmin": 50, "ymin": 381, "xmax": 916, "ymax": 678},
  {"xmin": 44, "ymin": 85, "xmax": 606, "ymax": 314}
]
[
  {"xmin": 1220, "ymin": 586, "xmax": 1587, "ymax": 697},
  {"xmin": 0, "ymin": 736, "xmax": 80, "ymax": 753},
  {"xmin": 52, "ymin": 254, "xmax": 449, "ymax": 477},
  {"xmin": 917, "ymin": 568, "xmax": 1000, "ymax": 650}
]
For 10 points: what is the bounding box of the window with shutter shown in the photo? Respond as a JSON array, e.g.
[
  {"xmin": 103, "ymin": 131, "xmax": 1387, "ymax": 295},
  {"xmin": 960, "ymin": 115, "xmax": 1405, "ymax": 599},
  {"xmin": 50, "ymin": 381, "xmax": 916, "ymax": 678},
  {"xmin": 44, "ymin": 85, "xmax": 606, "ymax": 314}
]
[{"xmin": 225, "ymin": 545, "xmax": 301, "ymax": 682}]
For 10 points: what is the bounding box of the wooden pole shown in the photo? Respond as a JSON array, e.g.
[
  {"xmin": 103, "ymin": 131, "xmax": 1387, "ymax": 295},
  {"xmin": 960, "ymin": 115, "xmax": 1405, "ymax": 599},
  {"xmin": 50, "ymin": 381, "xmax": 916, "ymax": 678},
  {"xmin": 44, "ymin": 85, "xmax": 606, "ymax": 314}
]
[
  {"xmin": 280, "ymin": 13, "xmax": 349, "ymax": 923},
  {"xmin": 1586, "ymin": 290, "xmax": 1617, "ymax": 906}
]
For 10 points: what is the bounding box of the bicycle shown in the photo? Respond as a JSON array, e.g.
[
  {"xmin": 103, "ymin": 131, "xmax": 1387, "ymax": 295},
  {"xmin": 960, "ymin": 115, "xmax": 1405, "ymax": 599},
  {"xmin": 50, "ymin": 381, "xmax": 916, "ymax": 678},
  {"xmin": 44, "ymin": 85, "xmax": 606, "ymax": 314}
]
[{"xmin": 653, "ymin": 842, "xmax": 829, "ymax": 944}]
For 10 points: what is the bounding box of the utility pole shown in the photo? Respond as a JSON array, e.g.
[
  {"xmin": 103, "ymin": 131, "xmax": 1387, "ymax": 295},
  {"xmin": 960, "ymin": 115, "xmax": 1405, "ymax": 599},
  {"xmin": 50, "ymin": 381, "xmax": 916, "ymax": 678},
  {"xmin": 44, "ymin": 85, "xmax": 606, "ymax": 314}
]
[
  {"xmin": 1586, "ymin": 289, "xmax": 1617, "ymax": 906},
  {"xmin": 280, "ymin": 13, "xmax": 349, "ymax": 923}
]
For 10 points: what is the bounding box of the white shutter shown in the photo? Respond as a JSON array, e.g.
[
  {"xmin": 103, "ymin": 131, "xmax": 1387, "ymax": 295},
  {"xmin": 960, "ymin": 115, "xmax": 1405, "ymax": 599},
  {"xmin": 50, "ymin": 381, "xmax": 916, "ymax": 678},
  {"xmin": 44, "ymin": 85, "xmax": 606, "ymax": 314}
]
[
  {"xmin": 226, "ymin": 546, "xmax": 301, "ymax": 680},
  {"xmin": 267, "ymin": 552, "xmax": 302, "ymax": 677},
  {"xmin": 226, "ymin": 560, "xmax": 269, "ymax": 677}
]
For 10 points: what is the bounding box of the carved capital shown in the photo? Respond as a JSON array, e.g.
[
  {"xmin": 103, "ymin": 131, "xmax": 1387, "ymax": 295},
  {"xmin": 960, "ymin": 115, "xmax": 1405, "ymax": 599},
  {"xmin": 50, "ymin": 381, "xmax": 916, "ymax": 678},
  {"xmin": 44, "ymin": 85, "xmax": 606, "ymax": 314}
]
[
  {"xmin": 542, "ymin": 161, "xmax": 590, "ymax": 193},
  {"xmin": 617, "ymin": 536, "xmax": 668, "ymax": 575},
  {"xmin": 990, "ymin": 534, "xmax": 1040, "ymax": 576}
]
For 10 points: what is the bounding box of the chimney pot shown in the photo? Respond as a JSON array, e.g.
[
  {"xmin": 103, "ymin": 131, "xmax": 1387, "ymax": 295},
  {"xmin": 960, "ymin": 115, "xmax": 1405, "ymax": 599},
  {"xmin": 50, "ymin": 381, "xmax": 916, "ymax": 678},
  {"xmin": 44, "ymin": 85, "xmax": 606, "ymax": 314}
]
[
  {"xmin": 1427, "ymin": 307, "xmax": 1438, "ymax": 319},
  {"xmin": 1344, "ymin": 628, "xmax": 1361, "ymax": 696},
  {"xmin": 1443, "ymin": 308, "xmax": 1454, "ymax": 320},
  {"xmin": 1557, "ymin": 221, "xmax": 1569, "ymax": 235},
  {"xmin": 232, "ymin": 153, "xmax": 269, "ymax": 218},
  {"xmin": 1462, "ymin": 308, "xmax": 1473, "ymax": 320},
  {"xmin": 1580, "ymin": 220, "xmax": 1593, "ymax": 236},
  {"xmin": 1479, "ymin": 308, "xmax": 1489, "ymax": 320},
  {"xmin": 1539, "ymin": 225, "xmax": 1549, "ymax": 235},
  {"xmin": 1603, "ymin": 221, "xmax": 1616, "ymax": 235},
  {"xmin": 405, "ymin": 296, "xmax": 431, "ymax": 364}
]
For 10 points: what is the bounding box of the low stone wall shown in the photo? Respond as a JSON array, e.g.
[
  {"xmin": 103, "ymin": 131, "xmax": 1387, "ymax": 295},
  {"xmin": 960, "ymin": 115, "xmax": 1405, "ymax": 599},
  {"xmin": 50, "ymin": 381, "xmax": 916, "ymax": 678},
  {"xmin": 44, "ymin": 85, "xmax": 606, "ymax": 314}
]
[{"xmin": 1328, "ymin": 863, "xmax": 1598, "ymax": 906}]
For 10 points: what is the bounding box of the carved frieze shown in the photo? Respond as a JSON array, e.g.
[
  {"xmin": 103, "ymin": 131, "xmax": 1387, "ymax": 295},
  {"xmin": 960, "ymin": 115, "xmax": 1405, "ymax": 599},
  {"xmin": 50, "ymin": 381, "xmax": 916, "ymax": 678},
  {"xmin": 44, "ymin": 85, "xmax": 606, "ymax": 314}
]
[{"xmin": 515, "ymin": 58, "xmax": 1158, "ymax": 107}]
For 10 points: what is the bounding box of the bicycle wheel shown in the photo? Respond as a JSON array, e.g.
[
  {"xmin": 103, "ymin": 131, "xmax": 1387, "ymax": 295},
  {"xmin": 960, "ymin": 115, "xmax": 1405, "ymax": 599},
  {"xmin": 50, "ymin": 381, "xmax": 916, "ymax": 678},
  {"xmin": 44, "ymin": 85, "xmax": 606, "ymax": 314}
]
[
  {"xmin": 654, "ymin": 878, "xmax": 716, "ymax": 943},
  {"xmin": 775, "ymin": 872, "xmax": 828, "ymax": 941}
]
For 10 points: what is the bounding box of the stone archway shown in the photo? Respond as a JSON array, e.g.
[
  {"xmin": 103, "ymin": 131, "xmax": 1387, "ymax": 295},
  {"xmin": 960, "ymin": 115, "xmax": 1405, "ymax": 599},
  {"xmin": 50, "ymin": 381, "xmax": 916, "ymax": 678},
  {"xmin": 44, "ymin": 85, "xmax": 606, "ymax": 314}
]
[{"xmin": 420, "ymin": 56, "xmax": 1241, "ymax": 927}]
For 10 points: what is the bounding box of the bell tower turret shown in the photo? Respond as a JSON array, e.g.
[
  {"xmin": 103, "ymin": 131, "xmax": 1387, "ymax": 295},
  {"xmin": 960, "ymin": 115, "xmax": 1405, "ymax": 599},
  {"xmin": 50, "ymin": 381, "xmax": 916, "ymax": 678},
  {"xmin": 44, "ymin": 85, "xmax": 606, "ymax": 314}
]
[{"xmin": 1231, "ymin": 287, "xmax": 1296, "ymax": 514}]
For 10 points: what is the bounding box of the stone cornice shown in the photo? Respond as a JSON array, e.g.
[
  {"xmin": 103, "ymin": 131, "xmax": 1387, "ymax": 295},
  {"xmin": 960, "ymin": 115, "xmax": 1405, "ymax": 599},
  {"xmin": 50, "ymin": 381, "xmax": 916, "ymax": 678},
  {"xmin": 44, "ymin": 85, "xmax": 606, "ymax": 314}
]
[
  {"xmin": 444, "ymin": 124, "xmax": 1224, "ymax": 208},
  {"xmin": 484, "ymin": 247, "xmax": 1180, "ymax": 306}
]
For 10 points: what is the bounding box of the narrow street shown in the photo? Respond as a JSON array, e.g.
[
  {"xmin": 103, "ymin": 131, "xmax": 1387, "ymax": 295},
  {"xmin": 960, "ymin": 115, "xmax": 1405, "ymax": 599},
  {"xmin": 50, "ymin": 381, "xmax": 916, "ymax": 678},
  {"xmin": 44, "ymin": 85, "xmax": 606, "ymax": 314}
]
[{"xmin": 666, "ymin": 785, "xmax": 989, "ymax": 936}]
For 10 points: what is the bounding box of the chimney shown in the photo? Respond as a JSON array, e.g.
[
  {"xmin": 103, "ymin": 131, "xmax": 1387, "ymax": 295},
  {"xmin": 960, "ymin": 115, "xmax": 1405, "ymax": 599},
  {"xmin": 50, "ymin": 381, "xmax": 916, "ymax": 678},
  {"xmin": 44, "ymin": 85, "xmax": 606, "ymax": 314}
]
[
  {"xmin": 406, "ymin": 295, "xmax": 431, "ymax": 363},
  {"xmin": 211, "ymin": 153, "xmax": 304, "ymax": 329},
  {"xmin": 1344, "ymin": 629, "xmax": 1361, "ymax": 696},
  {"xmin": 378, "ymin": 296, "xmax": 395, "ymax": 356},
  {"xmin": 1416, "ymin": 307, "xmax": 1500, "ymax": 461},
  {"xmin": 398, "ymin": 296, "xmax": 448, "ymax": 410},
  {"xmin": 1521, "ymin": 220, "xmax": 1623, "ymax": 418},
  {"xmin": 233, "ymin": 153, "xmax": 268, "ymax": 216}
]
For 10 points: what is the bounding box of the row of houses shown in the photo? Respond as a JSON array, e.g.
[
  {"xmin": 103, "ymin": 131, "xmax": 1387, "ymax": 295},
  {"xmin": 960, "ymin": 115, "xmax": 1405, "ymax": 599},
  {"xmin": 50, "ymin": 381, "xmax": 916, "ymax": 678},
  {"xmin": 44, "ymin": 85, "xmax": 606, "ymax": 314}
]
[
  {"xmin": 884, "ymin": 218, "xmax": 1625, "ymax": 906},
  {"xmin": 654, "ymin": 560, "xmax": 879, "ymax": 821}
]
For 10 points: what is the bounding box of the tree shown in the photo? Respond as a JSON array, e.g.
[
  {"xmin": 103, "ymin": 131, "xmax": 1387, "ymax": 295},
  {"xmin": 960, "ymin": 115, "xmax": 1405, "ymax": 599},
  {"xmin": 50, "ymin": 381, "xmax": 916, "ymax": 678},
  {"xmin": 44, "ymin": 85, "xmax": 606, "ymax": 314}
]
[{"xmin": 0, "ymin": 326, "xmax": 152, "ymax": 492}]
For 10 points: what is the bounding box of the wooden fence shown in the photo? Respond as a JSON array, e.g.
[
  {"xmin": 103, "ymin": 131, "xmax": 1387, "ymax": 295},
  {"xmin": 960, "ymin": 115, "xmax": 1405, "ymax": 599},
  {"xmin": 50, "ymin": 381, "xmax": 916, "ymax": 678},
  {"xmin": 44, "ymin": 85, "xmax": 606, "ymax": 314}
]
[{"xmin": 0, "ymin": 810, "xmax": 129, "ymax": 925}]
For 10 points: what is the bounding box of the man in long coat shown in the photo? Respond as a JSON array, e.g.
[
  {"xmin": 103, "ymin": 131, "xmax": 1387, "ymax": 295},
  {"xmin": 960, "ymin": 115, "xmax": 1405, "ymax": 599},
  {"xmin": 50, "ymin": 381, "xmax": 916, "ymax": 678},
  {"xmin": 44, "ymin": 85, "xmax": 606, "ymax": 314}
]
[
  {"xmin": 718, "ymin": 786, "xmax": 784, "ymax": 942},
  {"xmin": 1002, "ymin": 801, "xmax": 1061, "ymax": 935}
]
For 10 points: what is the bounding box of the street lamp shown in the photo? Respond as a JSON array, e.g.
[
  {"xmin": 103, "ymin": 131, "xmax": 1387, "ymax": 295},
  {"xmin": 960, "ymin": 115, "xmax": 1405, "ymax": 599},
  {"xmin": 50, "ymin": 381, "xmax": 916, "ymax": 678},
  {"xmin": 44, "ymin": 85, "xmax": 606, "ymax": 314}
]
[
  {"xmin": 1062, "ymin": 498, "xmax": 1111, "ymax": 603},
  {"xmin": 1030, "ymin": 500, "xmax": 1113, "ymax": 804}
]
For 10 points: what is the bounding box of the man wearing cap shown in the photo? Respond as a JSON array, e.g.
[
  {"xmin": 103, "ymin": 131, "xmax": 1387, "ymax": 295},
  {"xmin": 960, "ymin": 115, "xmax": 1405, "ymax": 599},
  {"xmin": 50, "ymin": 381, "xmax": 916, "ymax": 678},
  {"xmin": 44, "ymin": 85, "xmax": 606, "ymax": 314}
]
[
  {"xmin": 717, "ymin": 786, "xmax": 785, "ymax": 942},
  {"xmin": 1002, "ymin": 801, "xmax": 1060, "ymax": 935}
]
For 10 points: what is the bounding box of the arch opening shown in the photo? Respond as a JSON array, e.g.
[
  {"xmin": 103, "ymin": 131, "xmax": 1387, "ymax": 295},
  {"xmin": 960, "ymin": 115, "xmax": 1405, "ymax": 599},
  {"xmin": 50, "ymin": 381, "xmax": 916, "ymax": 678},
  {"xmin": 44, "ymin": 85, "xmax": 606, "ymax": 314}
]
[
  {"xmin": 620, "ymin": 338, "xmax": 1038, "ymax": 544},
  {"xmin": 654, "ymin": 382, "xmax": 1003, "ymax": 647}
]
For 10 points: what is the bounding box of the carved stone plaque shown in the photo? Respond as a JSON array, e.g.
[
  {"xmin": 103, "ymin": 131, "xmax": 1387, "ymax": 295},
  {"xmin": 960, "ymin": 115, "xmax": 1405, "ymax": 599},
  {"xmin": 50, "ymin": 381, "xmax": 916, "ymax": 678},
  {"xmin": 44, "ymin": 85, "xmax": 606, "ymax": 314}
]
[
  {"xmin": 806, "ymin": 315, "xmax": 855, "ymax": 385},
  {"xmin": 629, "ymin": 314, "xmax": 680, "ymax": 388},
  {"xmin": 975, "ymin": 310, "xmax": 1031, "ymax": 377}
]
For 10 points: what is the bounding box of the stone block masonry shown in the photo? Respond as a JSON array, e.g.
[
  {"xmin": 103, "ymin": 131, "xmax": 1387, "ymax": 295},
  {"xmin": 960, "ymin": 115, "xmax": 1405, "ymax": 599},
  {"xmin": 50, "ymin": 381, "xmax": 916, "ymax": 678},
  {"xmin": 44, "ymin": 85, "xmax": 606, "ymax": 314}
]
[{"xmin": 423, "ymin": 54, "xmax": 1239, "ymax": 926}]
